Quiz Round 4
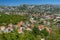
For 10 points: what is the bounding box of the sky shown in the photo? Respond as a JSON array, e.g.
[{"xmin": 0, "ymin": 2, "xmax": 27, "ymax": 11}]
[{"xmin": 0, "ymin": 0, "xmax": 60, "ymax": 6}]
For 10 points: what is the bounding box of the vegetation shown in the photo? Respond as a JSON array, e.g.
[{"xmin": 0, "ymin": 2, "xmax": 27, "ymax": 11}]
[
  {"xmin": 0, "ymin": 5, "xmax": 60, "ymax": 40},
  {"xmin": 0, "ymin": 25, "xmax": 60, "ymax": 40},
  {"xmin": 0, "ymin": 13, "xmax": 27, "ymax": 26}
]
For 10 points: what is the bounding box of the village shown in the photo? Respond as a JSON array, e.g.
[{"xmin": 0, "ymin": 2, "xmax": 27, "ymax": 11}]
[
  {"xmin": 0, "ymin": 3, "xmax": 60, "ymax": 40},
  {"xmin": 0, "ymin": 13, "xmax": 60, "ymax": 40}
]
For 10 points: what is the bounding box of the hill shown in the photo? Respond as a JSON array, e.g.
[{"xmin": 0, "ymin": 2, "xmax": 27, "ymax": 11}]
[{"xmin": 0, "ymin": 4, "xmax": 60, "ymax": 14}]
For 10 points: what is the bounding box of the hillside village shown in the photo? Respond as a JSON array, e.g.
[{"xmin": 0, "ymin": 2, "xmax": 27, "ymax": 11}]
[{"xmin": 0, "ymin": 4, "xmax": 60, "ymax": 40}]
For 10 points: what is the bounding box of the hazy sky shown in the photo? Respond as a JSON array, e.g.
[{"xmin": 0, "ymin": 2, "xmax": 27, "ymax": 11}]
[{"xmin": 0, "ymin": 0, "xmax": 60, "ymax": 6}]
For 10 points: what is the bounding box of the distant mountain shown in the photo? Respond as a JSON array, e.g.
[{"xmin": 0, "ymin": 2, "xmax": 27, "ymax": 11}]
[{"xmin": 0, "ymin": 4, "xmax": 60, "ymax": 14}]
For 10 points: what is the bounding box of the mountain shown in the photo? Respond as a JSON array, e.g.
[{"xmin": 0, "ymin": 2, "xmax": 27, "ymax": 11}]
[{"xmin": 0, "ymin": 4, "xmax": 60, "ymax": 14}]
